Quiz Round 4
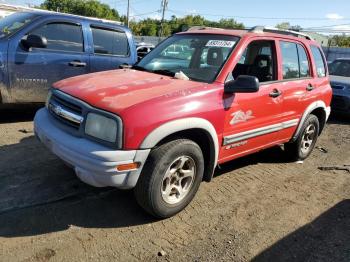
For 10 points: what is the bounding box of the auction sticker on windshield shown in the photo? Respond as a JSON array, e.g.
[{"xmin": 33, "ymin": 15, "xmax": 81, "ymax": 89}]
[{"xmin": 206, "ymin": 40, "xmax": 236, "ymax": 48}]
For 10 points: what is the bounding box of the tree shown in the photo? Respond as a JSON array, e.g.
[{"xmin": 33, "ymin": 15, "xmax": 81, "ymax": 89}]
[
  {"xmin": 329, "ymin": 35, "xmax": 350, "ymax": 48},
  {"xmin": 39, "ymin": 2, "xmax": 245, "ymax": 37},
  {"xmin": 129, "ymin": 15, "xmax": 244, "ymax": 36},
  {"xmin": 276, "ymin": 22, "xmax": 302, "ymax": 31},
  {"xmin": 40, "ymin": 0, "xmax": 120, "ymax": 21},
  {"xmin": 276, "ymin": 22, "xmax": 290, "ymax": 30}
]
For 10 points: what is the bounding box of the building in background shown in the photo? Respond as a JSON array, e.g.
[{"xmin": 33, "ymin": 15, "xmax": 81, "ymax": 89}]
[{"xmin": 306, "ymin": 32, "xmax": 330, "ymax": 47}]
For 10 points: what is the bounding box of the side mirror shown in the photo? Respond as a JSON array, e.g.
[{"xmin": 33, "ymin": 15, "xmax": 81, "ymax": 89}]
[
  {"xmin": 224, "ymin": 75, "xmax": 260, "ymax": 94},
  {"xmin": 21, "ymin": 34, "xmax": 47, "ymax": 50}
]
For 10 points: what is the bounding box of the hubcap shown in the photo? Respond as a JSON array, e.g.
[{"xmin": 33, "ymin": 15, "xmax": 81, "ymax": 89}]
[
  {"xmin": 301, "ymin": 124, "xmax": 316, "ymax": 154},
  {"xmin": 161, "ymin": 156, "xmax": 196, "ymax": 205}
]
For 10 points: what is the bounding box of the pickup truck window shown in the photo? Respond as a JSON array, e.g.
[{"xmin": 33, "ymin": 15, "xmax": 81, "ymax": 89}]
[
  {"xmin": 0, "ymin": 12, "xmax": 38, "ymax": 38},
  {"xmin": 30, "ymin": 22, "xmax": 83, "ymax": 52},
  {"xmin": 329, "ymin": 60, "xmax": 350, "ymax": 77},
  {"xmin": 91, "ymin": 27, "xmax": 129, "ymax": 56},
  {"xmin": 136, "ymin": 34, "xmax": 239, "ymax": 83}
]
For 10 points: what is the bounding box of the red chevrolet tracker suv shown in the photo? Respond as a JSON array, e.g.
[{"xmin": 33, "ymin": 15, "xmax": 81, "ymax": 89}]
[{"xmin": 34, "ymin": 26, "xmax": 332, "ymax": 218}]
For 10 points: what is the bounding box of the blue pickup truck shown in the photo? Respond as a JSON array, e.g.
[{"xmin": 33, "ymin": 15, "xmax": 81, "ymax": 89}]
[{"xmin": 0, "ymin": 10, "xmax": 137, "ymax": 105}]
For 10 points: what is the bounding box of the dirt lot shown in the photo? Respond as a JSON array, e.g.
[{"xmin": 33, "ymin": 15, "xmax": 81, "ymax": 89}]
[{"xmin": 0, "ymin": 107, "xmax": 349, "ymax": 262}]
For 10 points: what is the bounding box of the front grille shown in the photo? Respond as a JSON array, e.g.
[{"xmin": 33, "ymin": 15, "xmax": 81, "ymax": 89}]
[{"xmin": 49, "ymin": 93, "xmax": 84, "ymax": 129}]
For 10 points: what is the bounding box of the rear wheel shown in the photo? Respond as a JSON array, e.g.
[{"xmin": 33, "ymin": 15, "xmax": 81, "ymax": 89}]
[
  {"xmin": 285, "ymin": 114, "xmax": 319, "ymax": 161},
  {"xmin": 134, "ymin": 139, "xmax": 204, "ymax": 218}
]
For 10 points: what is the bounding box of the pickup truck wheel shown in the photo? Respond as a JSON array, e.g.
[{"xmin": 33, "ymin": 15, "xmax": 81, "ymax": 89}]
[
  {"xmin": 134, "ymin": 139, "xmax": 204, "ymax": 218},
  {"xmin": 285, "ymin": 114, "xmax": 319, "ymax": 161}
]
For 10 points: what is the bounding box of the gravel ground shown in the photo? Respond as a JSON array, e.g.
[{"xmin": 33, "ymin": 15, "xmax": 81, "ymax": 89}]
[{"xmin": 0, "ymin": 107, "xmax": 349, "ymax": 262}]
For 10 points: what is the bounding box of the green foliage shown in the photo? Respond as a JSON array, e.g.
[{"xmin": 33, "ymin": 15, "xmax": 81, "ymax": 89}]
[
  {"xmin": 130, "ymin": 15, "xmax": 244, "ymax": 36},
  {"xmin": 40, "ymin": 0, "xmax": 120, "ymax": 20},
  {"xmin": 276, "ymin": 22, "xmax": 290, "ymax": 30},
  {"xmin": 330, "ymin": 35, "xmax": 350, "ymax": 48},
  {"xmin": 39, "ymin": 1, "xmax": 245, "ymax": 37},
  {"xmin": 276, "ymin": 22, "xmax": 302, "ymax": 31}
]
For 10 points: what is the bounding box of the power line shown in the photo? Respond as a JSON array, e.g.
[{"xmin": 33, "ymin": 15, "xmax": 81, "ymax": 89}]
[
  {"xmin": 304, "ymin": 24, "xmax": 350, "ymax": 30},
  {"xmin": 129, "ymin": 10, "xmax": 160, "ymax": 18},
  {"xmin": 168, "ymin": 9, "xmax": 350, "ymax": 21}
]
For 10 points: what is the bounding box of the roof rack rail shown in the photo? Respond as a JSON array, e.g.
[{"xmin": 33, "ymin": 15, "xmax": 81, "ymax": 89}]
[
  {"xmin": 250, "ymin": 26, "xmax": 313, "ymax": 40},
  {"xmin": 187, "ymin": 26, "xmax": 225, "ymax": 31}
]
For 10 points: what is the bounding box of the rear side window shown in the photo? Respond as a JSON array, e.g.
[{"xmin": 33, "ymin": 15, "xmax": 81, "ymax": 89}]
[
  {"xmin": 311, "ymin": 46, "xmax": 327, "ymax": 77},
  {"xmin": 30, "ymin": 22, "xmax": 83, "ymax": 52},
  {"xmin": 91, "ymin": 27, "xmax": 129, "ymax": 56},
  {"xmin": 280, "ymin": 41, "xmax": 311, "ymax": 79},
  {"xmin": 280, "ymin": 41, "xmax": 299, "ymax": 79}
]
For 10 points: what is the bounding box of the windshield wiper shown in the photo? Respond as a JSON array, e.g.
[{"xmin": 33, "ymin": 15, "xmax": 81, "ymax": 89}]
[
  {"xmin": 152, "ymin": 69, "xmax": 175, "ymax": 77},
  {"xmin": 132, "ymin": 65, "xmax": 147, "ymax": 71}
]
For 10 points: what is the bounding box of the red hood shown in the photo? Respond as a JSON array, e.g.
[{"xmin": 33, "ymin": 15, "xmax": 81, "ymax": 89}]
[{"xmin": 53, "ymin": 69, "xmax": 205, "ymax": 113}]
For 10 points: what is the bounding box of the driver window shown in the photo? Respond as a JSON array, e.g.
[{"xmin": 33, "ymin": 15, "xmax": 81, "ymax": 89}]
[
  {"xmin": 230, "ymin": 40, "xmax": 277, "ymax": 83},
  {"xmin": 26, "ymin": 22, "xmax": 84, "ymax": 52}
]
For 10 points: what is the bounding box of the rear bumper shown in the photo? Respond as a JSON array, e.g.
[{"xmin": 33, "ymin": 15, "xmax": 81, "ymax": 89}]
[{"xmin": 34, "ymin": 108, "xmax": 150, "ymax": 189}]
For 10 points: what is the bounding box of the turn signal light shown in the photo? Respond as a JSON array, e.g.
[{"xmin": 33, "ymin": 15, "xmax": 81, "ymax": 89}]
[{"xmin": 116, "ymin": 162, "xmax": 140, "ymax": 172}]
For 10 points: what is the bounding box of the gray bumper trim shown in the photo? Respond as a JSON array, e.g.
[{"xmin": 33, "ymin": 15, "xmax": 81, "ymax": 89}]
[{"xmin": 34, "ymin": 108, "xmax": 150, "ymax": 189}]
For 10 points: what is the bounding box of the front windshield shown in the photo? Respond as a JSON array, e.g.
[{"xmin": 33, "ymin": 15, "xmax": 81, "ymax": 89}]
[
  {"xmin": 136, "ymin": 34, "xmax": 239, "ymax": 83},
  {"xmin": 0, "ymin": 12, "xmax": 38, "ymax": 38},
  {"xmin": 329, "ymin": 60, "xmax": 350, "ymax": 77}
]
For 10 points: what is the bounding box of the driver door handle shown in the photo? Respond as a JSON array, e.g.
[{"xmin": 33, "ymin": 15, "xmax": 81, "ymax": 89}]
[
  {"xmin": 269, "ymin": 89, "xmax": 282, "ymax": 98},
  {"xmin": 69, "ymin": 60, "xmax": 87, "ymax": 67},
  {"xmin": 306, "ymin": 84, "xmax": 314, "ymax": 91}
]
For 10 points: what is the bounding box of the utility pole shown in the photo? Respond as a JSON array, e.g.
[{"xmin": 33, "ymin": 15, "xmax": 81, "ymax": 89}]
[
  {"xmin": 126, "ymin": 0, "xmax": 130, "ymax": 27},
  {"xmin": 159, "ymin": 0, "xmax": 168, "ymax": 39}
]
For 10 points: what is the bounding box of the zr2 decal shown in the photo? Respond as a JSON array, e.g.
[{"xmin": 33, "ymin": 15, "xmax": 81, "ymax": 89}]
[{"xmin": 230, "ymin": 110, "xmax": 254, "ymax": 125}]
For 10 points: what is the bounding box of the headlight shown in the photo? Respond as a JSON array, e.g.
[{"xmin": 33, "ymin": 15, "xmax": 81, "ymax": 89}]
[
  {"xmin": 45, "ymin": 90, "xmax": 52, "ymax": 108},
  {"xmin": 85, "ymin": 113, "xmax": 117, "ymax": 143}
]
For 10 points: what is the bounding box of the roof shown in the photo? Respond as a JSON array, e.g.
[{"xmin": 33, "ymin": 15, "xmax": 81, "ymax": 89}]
[{"xmin": 179, "ymin": 26, "xmax": 318, "ymax": 44}]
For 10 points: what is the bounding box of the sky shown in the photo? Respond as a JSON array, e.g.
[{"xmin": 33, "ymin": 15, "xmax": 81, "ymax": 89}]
[{"xmin": 5, "ymin": 0, "xmax": 350, "ymax": 32}]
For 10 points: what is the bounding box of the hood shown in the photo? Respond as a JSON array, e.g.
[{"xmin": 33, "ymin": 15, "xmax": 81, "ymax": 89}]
[{"xmin": 53, "ymin": 69, "xmax": 205, "ymax": 113}]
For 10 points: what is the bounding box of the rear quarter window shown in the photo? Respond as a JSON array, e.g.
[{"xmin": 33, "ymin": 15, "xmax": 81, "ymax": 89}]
[
  {"xmin": 311, "ymin": 46, "xmax": 327, "ymax": 77},
  {"xmin": 91, "ymin": 27, "xmax": 129, "ymax": 56}
]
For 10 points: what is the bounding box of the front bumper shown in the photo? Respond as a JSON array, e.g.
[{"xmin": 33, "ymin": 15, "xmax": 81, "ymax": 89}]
[{"xmin": 34, "ymin": 108, "xmax": 150, "ymax": 189}]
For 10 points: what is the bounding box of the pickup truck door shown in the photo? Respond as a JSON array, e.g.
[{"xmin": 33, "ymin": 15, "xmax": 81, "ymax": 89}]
[
  {"xmin": 88, "ymin": 25, "xmax": 134, "ymax": 72},
  {"xmin": 7, "ymin": 20, "xmax": 89, "ymax": 103}
]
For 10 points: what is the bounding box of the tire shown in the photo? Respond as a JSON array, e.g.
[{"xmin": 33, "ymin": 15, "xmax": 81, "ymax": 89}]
[
  {"xmin": 285, "ymin": 114, "xmax": 320, "ymax": 161},
  {"xmin": 134, "ymin": 139, "xmax": 204, "ymax": 218}
]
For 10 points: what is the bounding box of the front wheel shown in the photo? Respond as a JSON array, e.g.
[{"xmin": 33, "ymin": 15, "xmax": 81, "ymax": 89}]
[
  {"xmin": 134, "ymin": 139, "xmax": 204, "ymax": 218},
  {"xmin": 285, "ymin": 114, "xmax": 320, "ymax": 161}
]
